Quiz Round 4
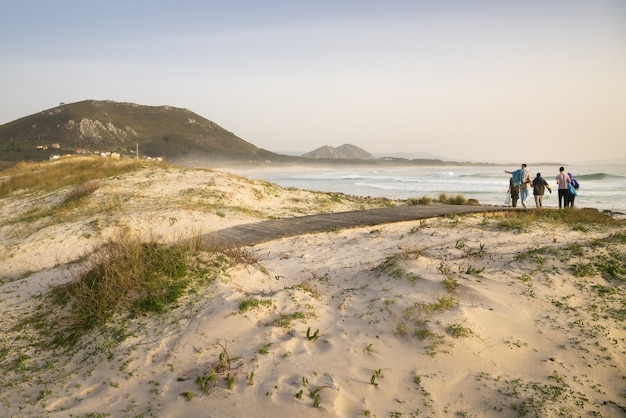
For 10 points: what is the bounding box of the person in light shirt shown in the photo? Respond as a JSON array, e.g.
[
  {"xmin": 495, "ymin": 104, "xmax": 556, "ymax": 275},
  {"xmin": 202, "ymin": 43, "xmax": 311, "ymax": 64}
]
[{"xmin": 555, "ymin": 167, "xmax": 571, "ymax": 209}]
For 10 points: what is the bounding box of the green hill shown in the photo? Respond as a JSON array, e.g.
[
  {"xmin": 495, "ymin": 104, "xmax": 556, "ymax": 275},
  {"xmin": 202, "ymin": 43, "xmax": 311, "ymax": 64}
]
[{"xmin": 0, "ymin": 100, "xmax": 279, "ymax": 162}]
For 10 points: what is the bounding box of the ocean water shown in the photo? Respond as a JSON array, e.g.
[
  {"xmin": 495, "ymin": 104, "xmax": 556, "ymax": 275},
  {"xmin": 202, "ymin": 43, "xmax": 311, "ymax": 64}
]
[{"xmin": 235, "ymin": 163, "xmax": 626, "ymax": 213}]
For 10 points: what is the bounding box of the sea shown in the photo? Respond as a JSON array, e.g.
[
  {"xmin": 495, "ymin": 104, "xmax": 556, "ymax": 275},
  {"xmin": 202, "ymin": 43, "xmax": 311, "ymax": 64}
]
[{"xmin": 232, "ymin": 162, "xmax": 626, "ymax": 214}]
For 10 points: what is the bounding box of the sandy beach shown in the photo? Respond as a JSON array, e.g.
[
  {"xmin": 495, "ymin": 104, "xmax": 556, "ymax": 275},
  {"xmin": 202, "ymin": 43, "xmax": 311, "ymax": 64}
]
[{"xmin": 1, "ymin": 158, "xmax": 625, "ymax": 417}]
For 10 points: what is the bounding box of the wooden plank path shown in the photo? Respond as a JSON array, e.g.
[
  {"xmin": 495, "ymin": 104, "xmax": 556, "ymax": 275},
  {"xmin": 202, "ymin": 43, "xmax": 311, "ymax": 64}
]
[{"xmin": 203, "ymin": 204, "xmax": 508, "ymax": 247}]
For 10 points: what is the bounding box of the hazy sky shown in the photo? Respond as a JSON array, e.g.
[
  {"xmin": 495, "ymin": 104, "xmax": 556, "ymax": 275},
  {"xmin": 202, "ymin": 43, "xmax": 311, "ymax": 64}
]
[{"xmin": 2, "ymin": 0, "xmax": 625, "ymax": 162}]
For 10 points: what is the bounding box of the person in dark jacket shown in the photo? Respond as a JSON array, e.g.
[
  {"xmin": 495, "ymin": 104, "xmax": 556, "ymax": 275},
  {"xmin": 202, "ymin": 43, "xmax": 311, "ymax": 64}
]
[
  {"xmin": 507, "ymin": 176, "xmax": 520, "ymax": 208},
  {"xmin": 532, "ymin": 173, "xmax": 551, "ymax": 208}
]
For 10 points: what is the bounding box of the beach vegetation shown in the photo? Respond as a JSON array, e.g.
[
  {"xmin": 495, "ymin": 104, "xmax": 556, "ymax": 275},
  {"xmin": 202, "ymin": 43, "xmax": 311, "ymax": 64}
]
[
  {"xmin": 406, "ymin": 196, "xmax": 433, "ymax": 205},
  {"xmin": 373, "ymin": 254, "xmax": 422, "ymax": 283},
  {"xmin": 25, "ymin": 234, "xmax": 260, "ymax": 348},
  {"xmin": 464, "ymin": 265, "xmax": 485, "ymax": 275},
  {"xmin": 395, "ymin": 323, "xmax": 410, "ymax": 336},
  {"xmin": 447, "ymin": 323, "xmax": 472, "ymax": 338},
  {"xmin": 400, "ymin": 246, "xmax": 424, "ymax": 260},
  {"xmin": 257, "ymin": 343, "xmax": 272, "ymax": 355},
  {"xmin": 437, "ymin": 262, "xmax": 452, "ymax": 275},
  {"xmin": 196, "ymin": 342, "xmax": 241, "ymax": 393},
  {"xmin": 489, "ymin": 208, "xmax": 623, "ymax": 234},
  {"xmin": 306, "ymin": 327, "xmax": 319, "ymax": 341},
  {"xmin": 437, "ymin": 193, "xmax": 469, "ymax": 205},
  {"xmin": 572, "ymin": 261, "xmax": 595, "ymax": 277},
  {"xmin": 266, "ymin": 311, "xmax": 307, "ymax": 328},
  {"xmin": 370, "ymin": 368, "xmax": 383, "ymax": 386},
  {"xmin": 442, "ymin": 275, "xmax": 459, "ymax": 292},
  {"xmin": 430, "ymin": 295, "xmax": 457, "ymax": 311},
  {"xmin": 0, "ymin": 156, "xmax": 158, "ymax": 198},
  {"xmin": 466, "ymin": 242, "xmax": 486, "ymax": 258},
  {"xmin": 238, "ymin": 297, "xmax": 273, "ymax": 312},
  {"xmin": 287, "ymin": 278, "xmax": 323, "ymax": 299}
]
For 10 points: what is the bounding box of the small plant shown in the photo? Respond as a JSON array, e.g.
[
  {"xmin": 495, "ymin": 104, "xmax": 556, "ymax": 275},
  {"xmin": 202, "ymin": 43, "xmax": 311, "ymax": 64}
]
[
  {"xmin": 306, "ymin": 327, "xmax": 320, "ymax": 341},
  {"xmin": 364, "ymin": 343, "xmax": 375, "ymax": 354},
  {"xmin": 443, "ymin": 275, "xmax": 459, "ymax": 292},
  {"xmin": 257, "ymin": 343, "xmax": 272, "ymax": 355},
  {"xmin": 248, "ymin": 371, "xmax": 254, "ymax": 385},
  {"xmin": 572, "ymin": 262, "xmax": 595, "ymax": 277},
  {"xmin": 413, "ymin": 373, "xmax": 422, "ymax": 385},
  {"xmin": 520, "ymin": 273, "xmax": 533, "ymax": 284},
  {"xmin": 196, "ymin": 342, "xmax": 234, "ymax": 393},
  {"xmin": 396, "ymin": 323, "xmax": 409, "ymax": 336},
  {"xmin": 437, "ymin": 262, "xmax": 452, "ymax": 275},
  {"xmin": 267, "ymin": 311, "xmax": 307, "ymax": 328},
  {"xmin": 370, "ymin": 368, "xmax": 383, "ymax": 386},
  {"xmin": 467, "ymin": 242, "xmax": 486, "ymax": 257},
  {"xmin": 571, "ymin": 223, "xmax": 589, "ymax": 232},
  {"xmin": 313, "ymin": 392, "xmax": 321, "ymax": 408},
  {"xmin": 464, "ymin": 265, "xmax": 485, "ymax": 275},
  {"xmin": 238, "ymin": 297, "xmax": 272, "ymax": 312},
  {"xmin": 309, "ymin": 386, "xmax": 329, "ymax": 408},
  {"xmin": 447, "ymin": 323, "xmax": 472, "ymax": 338},
  {"xmin": 438, "ymin": 193, "xmax": 469, "ymax": 205}
]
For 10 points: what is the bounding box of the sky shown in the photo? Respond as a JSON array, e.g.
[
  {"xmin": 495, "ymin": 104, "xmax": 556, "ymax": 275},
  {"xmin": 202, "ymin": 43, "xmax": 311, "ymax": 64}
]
[{"xmin": 1, "ymin": 0, "xmax": 625, "ymax": 163}]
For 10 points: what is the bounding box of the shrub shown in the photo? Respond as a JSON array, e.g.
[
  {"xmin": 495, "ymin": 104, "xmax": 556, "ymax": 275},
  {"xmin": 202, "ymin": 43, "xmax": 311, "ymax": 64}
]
[{"xmin": 48, "ymin": 235, "xmax": 202, "ymax": 345}]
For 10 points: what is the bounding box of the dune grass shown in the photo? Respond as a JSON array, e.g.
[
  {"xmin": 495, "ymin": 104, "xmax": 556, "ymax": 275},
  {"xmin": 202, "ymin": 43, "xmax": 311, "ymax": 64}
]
[
  {"xmin": 0, "ymin": 155, "xmax": 161, "ymax": 198},
  {"xmin": 493, "ymin": 207, "xmax": 623, "ymax": 233},
  {"xmin": 35, "ymin": 234, "xmax": 259, "ymax": 347}
]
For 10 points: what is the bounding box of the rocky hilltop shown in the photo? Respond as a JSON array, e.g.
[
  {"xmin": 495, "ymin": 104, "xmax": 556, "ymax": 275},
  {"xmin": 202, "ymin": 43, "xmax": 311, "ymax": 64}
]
[
  {"xmin": 0, "ymin": 100, "xmax": 279, "ymax": 162},
  {"xmin": 301, "ymin": 143, "xmax": 374, "ymax": 160}
]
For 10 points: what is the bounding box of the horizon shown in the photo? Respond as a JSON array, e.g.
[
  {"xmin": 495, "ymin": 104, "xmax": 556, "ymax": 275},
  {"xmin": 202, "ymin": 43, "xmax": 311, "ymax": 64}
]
[{"xmin": 2, "ymin": 1, "xmax": 625, "ymax": 163}]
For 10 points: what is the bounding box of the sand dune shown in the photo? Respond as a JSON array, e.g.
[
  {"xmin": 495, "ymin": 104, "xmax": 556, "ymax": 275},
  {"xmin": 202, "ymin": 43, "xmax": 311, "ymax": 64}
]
[{"xmin": 0, "ymin": 162, "xmax": 624, "ymax": 417}]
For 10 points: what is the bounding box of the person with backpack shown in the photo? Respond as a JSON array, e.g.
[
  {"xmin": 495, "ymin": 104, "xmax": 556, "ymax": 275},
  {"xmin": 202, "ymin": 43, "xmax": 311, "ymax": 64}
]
[
  {"xmin": 505, "ymin": 163, "xmax": 532, "ymax": 208},
  {"xmin": 555, "ymin": 167, "xmax": 571, "ymax": 209},
  {"xmin": 567, "ymin": 172, "xmax": 580, "ymax": 207}
]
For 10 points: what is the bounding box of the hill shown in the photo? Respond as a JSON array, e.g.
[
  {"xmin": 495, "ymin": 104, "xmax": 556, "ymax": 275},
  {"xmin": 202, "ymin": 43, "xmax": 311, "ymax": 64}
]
[
  {"xmin": 0, "ymin": 100, "xmax": 280, "ymax": 162},
  {"xmin": 301, "ymin": 144, "xmax": 374, "ymax": 160}
]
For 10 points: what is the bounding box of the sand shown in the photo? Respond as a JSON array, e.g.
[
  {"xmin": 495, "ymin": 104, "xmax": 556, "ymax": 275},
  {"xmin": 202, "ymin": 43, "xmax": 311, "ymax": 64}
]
[{"xmin": 0, "ymin": 161, "xmax": 625, "ymax": 417}]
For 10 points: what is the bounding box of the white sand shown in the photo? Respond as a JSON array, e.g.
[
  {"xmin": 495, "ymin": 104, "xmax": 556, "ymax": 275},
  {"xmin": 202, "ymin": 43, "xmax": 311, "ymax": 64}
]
[{"xmin": 1, "ymin": 161, "xmax": 625, "ymax": 417}]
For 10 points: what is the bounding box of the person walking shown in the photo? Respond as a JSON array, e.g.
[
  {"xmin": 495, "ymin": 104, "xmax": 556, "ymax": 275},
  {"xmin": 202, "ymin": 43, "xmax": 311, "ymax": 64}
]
[
  {"xmin": 508, "ymin": 176, "xmax": 520, "ymax": 208},
  {"xmin": 505, "ymin": 164, "xmax": 532, "ymax": 208},
  {"xmin": 532, "ymin": 173, "xmax": 551, "ymax": 208},
  {"xmin": 567, "ymin": 172, "xmax": 579, "ymax": 207},
  {"xmin": 556, "ymin": 167, "xmax": 571, "ymax": 209}
]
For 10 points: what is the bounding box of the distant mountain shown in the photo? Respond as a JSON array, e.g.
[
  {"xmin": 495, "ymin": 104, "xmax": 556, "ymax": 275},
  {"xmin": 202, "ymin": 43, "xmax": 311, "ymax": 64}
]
[
  {"xmin": 302, "ymin": 144, "xmax": 374, "ymax": 160},
  {"xmin": 0, "ymin": 100, "xmax": 280, "ymax": 162}
]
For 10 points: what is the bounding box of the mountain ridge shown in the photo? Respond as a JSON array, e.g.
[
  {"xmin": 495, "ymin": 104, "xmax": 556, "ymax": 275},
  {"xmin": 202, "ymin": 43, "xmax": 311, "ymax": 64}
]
[{"xmin": 301, "ymin": 143, "xmax": 374, "ymax": 160}]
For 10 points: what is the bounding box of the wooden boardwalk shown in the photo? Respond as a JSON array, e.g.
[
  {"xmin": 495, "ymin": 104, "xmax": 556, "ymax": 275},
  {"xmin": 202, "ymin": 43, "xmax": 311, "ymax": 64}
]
[{"xmin": 203, "ymin": 204, "xmax": 508, "ymax": 247}]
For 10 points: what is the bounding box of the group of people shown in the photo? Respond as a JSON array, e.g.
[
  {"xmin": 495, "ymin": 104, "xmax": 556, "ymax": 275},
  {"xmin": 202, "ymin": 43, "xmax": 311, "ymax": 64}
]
[{"xmin": 505, "ymin": 164, "xmax": 579, "ymax": 209}]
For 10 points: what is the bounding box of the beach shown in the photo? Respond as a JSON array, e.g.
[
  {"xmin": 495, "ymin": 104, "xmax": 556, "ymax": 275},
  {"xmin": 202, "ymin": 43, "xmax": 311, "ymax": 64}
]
[
  {"xmin": 1, "ymin": 158, "xmax": 625, "ymax": 417},
  {"xmin": 223, "ymin": 162, "xmax": 626, "ymax": 214}
]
